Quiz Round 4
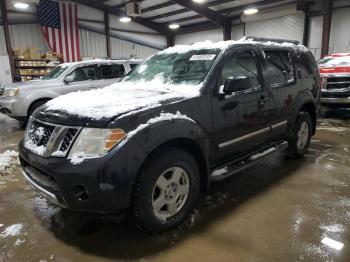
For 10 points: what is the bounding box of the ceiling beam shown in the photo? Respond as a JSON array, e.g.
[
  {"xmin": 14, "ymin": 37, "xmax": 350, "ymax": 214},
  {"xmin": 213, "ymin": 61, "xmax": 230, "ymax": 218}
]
[
  {"xmin": 72, "ymin": 0, "xmax": 171, "ymax": 35},
  {"xmin": 169, "ymin": 0, "xmax": 229, "ymax": 26}
]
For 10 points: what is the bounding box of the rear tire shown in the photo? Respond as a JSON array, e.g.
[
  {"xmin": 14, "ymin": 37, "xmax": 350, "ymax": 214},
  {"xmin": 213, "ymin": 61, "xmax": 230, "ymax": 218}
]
[
  {"xmin": 286, "ymin": 112, "xmax": 312, "ymax": 158},
  {"xmin": 130, "ymin": 148, "xmax": 200, "ymax": 233}
]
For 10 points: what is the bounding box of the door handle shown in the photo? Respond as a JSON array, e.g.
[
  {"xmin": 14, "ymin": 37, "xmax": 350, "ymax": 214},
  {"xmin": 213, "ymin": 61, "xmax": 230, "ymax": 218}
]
[
  {"xmin": 221, "ymin": 101, "xmax": 238, "ymax": 111},
  {"xmin": 258, "ymin": 95, "xmax": 269, "ymax": 106}
]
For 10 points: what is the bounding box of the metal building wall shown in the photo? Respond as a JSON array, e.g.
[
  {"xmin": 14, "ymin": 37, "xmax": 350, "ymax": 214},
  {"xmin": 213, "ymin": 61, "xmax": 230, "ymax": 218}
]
[
  {"xmin": 329, "ymin": 7, "xmax": 350, "ymax": 54},
  {"xmin": 79, "ymin": 28, "xmax": 108, "ymax": 58},
  {"xmin": 110, "ymin": 37, "xmax": 157, "ymax": 59},
  {"xmin": 245, "ymin": 14, "xmax": 305, "ymax": 43},
  {"xmin": 79, "ymin": 28, "xmax": 157, "ymax": 59},
  {"xmin": 9, "ymin": 24, "xmax": 48, "ymax": 52},
  {"xmin": 0, "ymin": 26, "xmax": 7, "ymax": 55}
]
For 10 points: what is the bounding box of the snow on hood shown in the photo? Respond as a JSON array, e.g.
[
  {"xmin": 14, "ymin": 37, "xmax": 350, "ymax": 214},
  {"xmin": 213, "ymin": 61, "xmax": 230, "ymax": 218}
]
[
  {"xmin": 44, "ymin": 79, "xmax": 201, "ymax": 120},
  {"xmin": 319, "ymin": 56, "xmax": 350, "ymax": 67}
]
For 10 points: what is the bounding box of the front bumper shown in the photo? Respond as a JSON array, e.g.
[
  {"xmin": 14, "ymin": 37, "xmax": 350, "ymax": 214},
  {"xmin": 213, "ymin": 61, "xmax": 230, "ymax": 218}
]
[
  {"xmin": 0, "ymin": 97, "xmax": 25, "ymax": 119},
  {"xmin": 320, "ymin": 96, "xmax": 350, "ymax": 107},
  {"xmin": 19, "ymin": 140, "xmax": 134, "ymax": 213}
]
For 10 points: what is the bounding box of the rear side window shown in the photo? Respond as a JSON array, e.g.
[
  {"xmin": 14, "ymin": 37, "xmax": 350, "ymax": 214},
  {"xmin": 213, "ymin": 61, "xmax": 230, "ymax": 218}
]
[
  {"xmin": 130, "ymin": 64, "xmax": 139, "ymax": 70},
  {"xmin": 264, "ymin": 50, "xmax": 295, "ymax": 87},
  {"xmin": 100, "ymin": 64, "xmax": 126, "ymax": 79},
  {"xmin": 298, "ymin": 52, "xmax": 316, "ymax": 78}
]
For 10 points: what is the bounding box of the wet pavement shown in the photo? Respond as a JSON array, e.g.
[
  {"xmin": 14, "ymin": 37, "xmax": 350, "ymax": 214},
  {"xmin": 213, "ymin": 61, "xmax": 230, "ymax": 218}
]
[{"xmin": 0, "ymin": 111, "xmax": 350, "ymax": 262}]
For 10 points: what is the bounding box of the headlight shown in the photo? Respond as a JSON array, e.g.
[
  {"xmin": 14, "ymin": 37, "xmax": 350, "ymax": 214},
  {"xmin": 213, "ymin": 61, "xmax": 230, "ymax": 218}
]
[
  {"xmin": 68, "ymin": 128, "xmax": 126, "ymax": 159},
  {"xmin": 3, "ymin": 87, "xmax": 19, "ymax": 97}
]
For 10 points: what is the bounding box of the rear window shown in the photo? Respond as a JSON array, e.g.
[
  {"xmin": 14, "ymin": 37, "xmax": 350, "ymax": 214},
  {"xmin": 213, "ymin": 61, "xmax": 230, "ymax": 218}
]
[{"xmin": 100, "ymin": 64, "xmax": 125, "ymax": 79}]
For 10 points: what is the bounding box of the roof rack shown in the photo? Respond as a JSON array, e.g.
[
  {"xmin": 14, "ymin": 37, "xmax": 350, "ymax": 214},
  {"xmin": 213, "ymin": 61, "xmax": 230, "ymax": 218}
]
[{"xmin": 246, "ymin": 36, "xmax": 300, "ymax": 45}]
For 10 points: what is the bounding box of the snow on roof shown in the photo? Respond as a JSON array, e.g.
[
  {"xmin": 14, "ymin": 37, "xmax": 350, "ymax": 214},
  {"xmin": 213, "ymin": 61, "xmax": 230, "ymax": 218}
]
[{"xmin": 160, "ymin": 37, "xmax": 306, "ymax": 54}]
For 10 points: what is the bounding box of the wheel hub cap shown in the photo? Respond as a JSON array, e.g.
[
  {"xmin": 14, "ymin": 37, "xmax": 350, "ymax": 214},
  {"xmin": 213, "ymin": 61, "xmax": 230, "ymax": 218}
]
[
  {"xmin": 152, "ymin": 167, "xmax": 190, "ymax": 220},
  {"xmin": 297, "ymin": 121, "xmax": 309, "ymax": 150}
]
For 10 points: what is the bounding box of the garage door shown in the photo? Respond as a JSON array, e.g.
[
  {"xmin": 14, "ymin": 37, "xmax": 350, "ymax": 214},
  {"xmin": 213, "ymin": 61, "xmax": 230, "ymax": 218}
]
[{"xmin": 245, "ymin": 14, "xmax": 305, "ymax": 43}]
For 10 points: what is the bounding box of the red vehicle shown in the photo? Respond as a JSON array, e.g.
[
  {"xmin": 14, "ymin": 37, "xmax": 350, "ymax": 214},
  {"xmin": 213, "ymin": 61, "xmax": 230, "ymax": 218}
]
[{"xmin": 318, "ymin": 53, "xmax": 350, "ymax": 107}]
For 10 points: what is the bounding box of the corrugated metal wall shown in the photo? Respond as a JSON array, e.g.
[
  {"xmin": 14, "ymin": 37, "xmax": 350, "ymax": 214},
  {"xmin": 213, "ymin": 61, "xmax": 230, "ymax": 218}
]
[
  {"xmin": 110, "ymin": 37, "xmax": 157, "ymax": 59},
  {"xmin": 245, "ymin": 14, "xmax": 305, "ymax": 43},
  {"xmin": 9, "ymin": 24, "xmax": 48, "ymax": 52},
  {"xmin": 79, "ymin": 28, "xmax": 108, "ymax": 58},
  {"xmin": 79, "ymin": 28, "xmax": 157, "ymax": 59},
  {"xmin": 329, "ymin": 7, "xmax": 350, "ymax": 54},
  {"xmin": 0, "ymin": 26, "xmax": 7, "ymax": 55}
]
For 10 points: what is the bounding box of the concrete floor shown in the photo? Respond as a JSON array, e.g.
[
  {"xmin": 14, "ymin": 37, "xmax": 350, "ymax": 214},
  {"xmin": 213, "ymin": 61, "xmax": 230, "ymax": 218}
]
[{"xmin": 0, "ymin": 111, "xmax": 350, "ymax": 262}]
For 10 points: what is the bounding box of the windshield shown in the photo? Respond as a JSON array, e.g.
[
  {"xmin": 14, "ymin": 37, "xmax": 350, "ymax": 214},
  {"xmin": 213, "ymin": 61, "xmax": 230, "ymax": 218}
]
[
  {"xmin": 124, "ymin": 49, "xmax": 220, "ymax": 85},
  {"xmin": 42, "ymin": 65, "xmax": 68, "ymax": 80},
  {"xmin": 318, "ymin": 56, "xmax": 350, "ymax": 67}
]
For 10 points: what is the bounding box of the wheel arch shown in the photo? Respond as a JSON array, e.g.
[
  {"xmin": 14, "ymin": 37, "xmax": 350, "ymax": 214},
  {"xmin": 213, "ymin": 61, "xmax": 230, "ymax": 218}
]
[
  {"xmin": 27, "ymin": 98, "xmax": 52, "ymax": 116},
  {"xmin": 300, "ymin": 101, "xmax": 317, "ymax": 135}
]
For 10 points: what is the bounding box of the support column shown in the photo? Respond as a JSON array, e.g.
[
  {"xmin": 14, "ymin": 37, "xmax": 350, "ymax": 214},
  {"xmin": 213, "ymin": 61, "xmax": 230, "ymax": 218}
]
[
  {"xmin": 166, "ymin": 34, "xmax": 174, "ymax": 47},
  {"xmin": 104, "ymin": 11, "xmax": 111, "ymax": 58},
  {"xmin": 302, "ymin": 6, "xmax": 310, "ymax": 46},
  {"xmin": 0, "ymin": 0, "xmax": 15, "ymax": 82},
  {"xmin": 223, "ymin": 19, "xmax": 232, "ymax": 41},
  {"xmin": 321, "ymin": 0, "xmax": 333, "ymax": 58}
]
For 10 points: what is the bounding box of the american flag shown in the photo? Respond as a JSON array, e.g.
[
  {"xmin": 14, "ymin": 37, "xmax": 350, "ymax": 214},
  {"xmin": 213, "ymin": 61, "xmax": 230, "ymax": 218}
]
[{"xmin": 38, "ymin": 0, "xmax": 80, "ymax": 62}]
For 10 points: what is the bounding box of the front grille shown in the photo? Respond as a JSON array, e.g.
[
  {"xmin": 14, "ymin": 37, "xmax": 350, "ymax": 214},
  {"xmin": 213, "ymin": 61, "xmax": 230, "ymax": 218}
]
[
  {"xmin": 28, "ymin": 120, "xmax": 55, "ymax": 148},
  {"xmin": 25, "ymin": 117, "xmax": 81, "ymax": 157},
  {"xmin": 325, "ymin": 77, "xmax": 350, "ymax": 89}
]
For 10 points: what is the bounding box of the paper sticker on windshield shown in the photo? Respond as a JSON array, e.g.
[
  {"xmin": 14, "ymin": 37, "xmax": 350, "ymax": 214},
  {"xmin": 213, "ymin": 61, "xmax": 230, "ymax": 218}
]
[{"xmin": 189, "ymin": 54, "xmax": 216, "ymax": 61}]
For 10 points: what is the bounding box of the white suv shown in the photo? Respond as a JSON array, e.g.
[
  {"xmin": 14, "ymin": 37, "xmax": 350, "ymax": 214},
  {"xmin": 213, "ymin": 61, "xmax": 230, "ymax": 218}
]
[{"xmin": 0, "ymin": 59, "xmax": 141, "ymax": 125}]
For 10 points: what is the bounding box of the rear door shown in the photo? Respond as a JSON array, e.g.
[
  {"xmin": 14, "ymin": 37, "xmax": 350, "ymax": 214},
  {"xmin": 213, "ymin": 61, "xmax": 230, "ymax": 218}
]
[
  {"xmin": 99, "ymin": 63, "xmax": 126, "ymax": 87},
  {"xmin": 211, "ymin": 47, "xmax": 274, "ymax": 162},
  {"xmin": 262, "ymin": 49, "xmax": 298, "ymax": 139},
  {"xmin": 63, "ymin": 64, "xmax": 99, "ymax": 94}
]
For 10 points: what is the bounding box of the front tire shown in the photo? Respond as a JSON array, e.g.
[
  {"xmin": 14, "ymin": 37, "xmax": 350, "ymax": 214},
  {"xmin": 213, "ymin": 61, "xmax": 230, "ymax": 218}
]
[
  {"xmin": 130, "ymin": 148, "xmax": 200, "ymax": 233},
  {"xmin": 287, "ymin": 112, "xmax": 312, "ymax": 158}
]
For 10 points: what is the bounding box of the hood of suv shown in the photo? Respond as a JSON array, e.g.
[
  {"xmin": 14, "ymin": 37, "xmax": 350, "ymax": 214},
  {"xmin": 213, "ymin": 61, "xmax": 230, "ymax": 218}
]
[{"xmin": 35, "ymin": 82, "xmax": 200, "ymax": 127}]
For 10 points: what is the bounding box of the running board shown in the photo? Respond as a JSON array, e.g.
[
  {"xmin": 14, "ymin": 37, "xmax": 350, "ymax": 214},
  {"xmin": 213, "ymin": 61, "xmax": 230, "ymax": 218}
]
[{"xmin": 210, "ymin": 141, "xmax": 289, "ymax": 182}]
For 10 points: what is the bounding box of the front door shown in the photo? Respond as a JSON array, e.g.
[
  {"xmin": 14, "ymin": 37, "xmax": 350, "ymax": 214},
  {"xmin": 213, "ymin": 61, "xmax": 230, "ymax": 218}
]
[
  {"xmin": 63, "ymin": 64, "xmax": 99, "ymax": 94},
  {"xmin": 211, "ymin": 48, "xmax": 273, "ymax": 162}
]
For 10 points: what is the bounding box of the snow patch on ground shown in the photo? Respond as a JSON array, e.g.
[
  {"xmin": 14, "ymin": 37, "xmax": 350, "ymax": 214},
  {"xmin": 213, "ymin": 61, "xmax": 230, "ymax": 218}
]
[
  {"xmin": 0, "ymin": 150, "xmax": 19, "ymax": 176},
  {"xmin": 14, "ymin": 238, "xmax": 26, "ymax": 246},
  {"xmin": 0, "ymin": 224, "xmax": 23, "ymax": 238}
]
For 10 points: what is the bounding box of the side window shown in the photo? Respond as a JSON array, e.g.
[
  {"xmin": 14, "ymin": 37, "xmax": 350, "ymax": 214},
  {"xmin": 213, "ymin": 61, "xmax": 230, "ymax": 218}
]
[
  {"xmin": 280, "ymin": 51, "xmax": 295, "ymax": 84},
  {"xmin": 100, "ymin": 64, "xmax": 126, "ymax": 79},
  {"xmin": 264, "ymin": 50, "xmax": 285, "ymax": 87},
  {"xmin": 130, "ymin": 64, "xmax": 139, "ymax": 70},
  {"xmin": 298, "ymin": 52, "xmax": 314, "ymax": 78},
  {"xmin": 219, "ymin": 51, "xmax": 260, "ymax": 91},
  {"xmin": 69, "ymin": 66, "xmax": 98, "ymax": 82}
]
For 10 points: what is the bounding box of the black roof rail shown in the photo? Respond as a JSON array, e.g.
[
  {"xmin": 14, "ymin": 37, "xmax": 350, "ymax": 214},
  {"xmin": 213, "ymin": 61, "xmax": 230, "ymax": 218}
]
[{"xmin": 246, "ymin": 36, "xmax": 300, "ymax": 45}]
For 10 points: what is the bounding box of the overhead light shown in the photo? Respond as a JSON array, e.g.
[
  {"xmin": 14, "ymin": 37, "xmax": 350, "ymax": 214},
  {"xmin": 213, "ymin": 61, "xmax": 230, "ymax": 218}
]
[
  {"xmin": 169, "ymin": 24, "xmax": 180, "ymax": 30},
  {"xmin": 243, "ymin": 8, "xmax": 259, "ymax": 15},
  {"xmin": 120, "ymin": 16, "xmax": 132, "ymax": 23},
  {"xmin": 14, "ymin": 2, "xmax": 29, "ymax": 9},
  {"xmin": 192, "ymin": 0, "xmax": 207, "ymax": 3}
]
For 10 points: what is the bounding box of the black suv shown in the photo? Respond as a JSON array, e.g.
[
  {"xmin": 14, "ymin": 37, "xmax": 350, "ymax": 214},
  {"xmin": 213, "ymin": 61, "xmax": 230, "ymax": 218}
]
[{"xmin": 19, "ymin": 37, "xmax": 321, "ymax": 232}]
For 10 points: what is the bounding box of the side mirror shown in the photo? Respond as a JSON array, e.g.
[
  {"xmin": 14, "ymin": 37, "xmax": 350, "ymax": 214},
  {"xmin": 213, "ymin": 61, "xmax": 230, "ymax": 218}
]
[
  {"xmin": 63, "ymin": 75, "xmax": 74, "ymax": 84},
  {"xmin": 220, "ymin": 76, "xmax": 251, "ymax": 95}
]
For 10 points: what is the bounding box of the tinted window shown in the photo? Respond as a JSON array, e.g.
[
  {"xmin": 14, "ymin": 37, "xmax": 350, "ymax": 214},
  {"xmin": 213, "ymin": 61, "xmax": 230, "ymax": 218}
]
[
  {"xmin": 280, "ymin": 51, "xmax": 295, "ymax": 83},
  {"xmin": 100, "ymin": 64, "xmax": 125, "ymax": 79},
  {"xmin": 130, "ymin": 64, "xmax": 139, "ymax": 70},
  {"xmin": 298, "ymin": 52, "xmax": 314, "ymax": 78},
  {"xmin": 219, "ymin": 51, "xmax": 260, "ymax": 90},
  {"xmin": 69, "ymin": 66, "xmax": 98, "ymax": 82},
  {"xmin": 264, "ymin": 50, "xmax": 285, "ymax": 87}
]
